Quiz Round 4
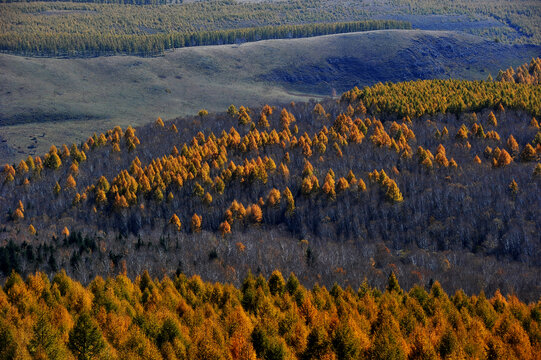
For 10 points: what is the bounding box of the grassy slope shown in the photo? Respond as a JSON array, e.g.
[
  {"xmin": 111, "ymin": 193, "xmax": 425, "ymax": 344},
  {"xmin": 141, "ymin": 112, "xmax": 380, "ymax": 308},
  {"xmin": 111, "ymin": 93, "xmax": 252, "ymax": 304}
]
[{"xmin": 1, "ymin": 29, "xmax": 539, "ymax": 163}]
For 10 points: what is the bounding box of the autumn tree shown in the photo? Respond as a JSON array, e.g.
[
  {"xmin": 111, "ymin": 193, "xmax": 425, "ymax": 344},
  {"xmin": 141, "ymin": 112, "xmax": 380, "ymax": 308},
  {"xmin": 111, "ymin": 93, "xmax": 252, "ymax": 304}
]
[
  {"xmin": 369, "ymin": 309, "xmax": 407, "ymax": 360},
  {"xmin": 16, "ymin": 159, "xmax": 29, "ymax": 175},
  {"xmin": 68, "ymin": 313, "xmax": 106, "ymax": 360},
  {"xmin": 280, "ymin": 108, "xmax": 293, "ymax": 130},
  {"xmin": 488, "ymin": 111, "xmax": 498, "ymax": 126},
  {"xmin": 385, "ymin": 180, "xmax": 403, "ymax": 203},
  {"xmin": 496, "ymin": 149, "xmax": 513, "ymax": 167},
  {"xmin": 28, "ymin": 312, "xmax": 67, "ymax": 360},
  {"xmin": 219, "ymin": 221, "xmax": 231, "ymax": 237},
  {"xmin": 507, "ymin": 135, "xmax": 519, "ymax": 156},
  {"xmin": 303, "ymin": 326, "xmax": 332, "ymax": 359},
  {"xmin": 267, "ymin": 188, "xmax": 281, "ymax": 207},
  {"xmin": 313, "ymin": 103, "xmax": 326, "ymax": 117},
  {"xmin": 66, "ymin": 175, "xmax": 77, "ymax": 189},
  {"xmin": 12, "ymin": 200, "xmax": 24, "ymax": 221},
  {"xmin": 258, "ymin": 113, "xmax": 270, "ymax": 129},
  {"xmin": 169, "ymin": 214, "xmax": 182, "ymax": 232},
  {"xmin": 247, "ymin": 204, "xmax": 263, "ymax": 223},
  {"xmin": 283, "ymin": 187, "xmax": 295, "ymax": 214},
  {"xmin": 520, "ymin": 144, "xmax": 537, "ymax": 162},
  {"xmin": 191, "ymin": 213, "xmax": 202, "ymax": 232},
  {"xmin": 268, "ymin": 270, "xmax": 285, "ymax": 296},
  {"xmin": 332, "ymin": 321, "xmax": 364, "ymax": 360},
  {"xmin": 45, "ymin": 145, "xmax": 62, "ymax": 170},
  {"xmin": 227, "ymin": 104, "xmax": 238, "ymax": 117},
  {"xmin": 238, "ymin": 106, "xmax": 251, "ymax": 126}
]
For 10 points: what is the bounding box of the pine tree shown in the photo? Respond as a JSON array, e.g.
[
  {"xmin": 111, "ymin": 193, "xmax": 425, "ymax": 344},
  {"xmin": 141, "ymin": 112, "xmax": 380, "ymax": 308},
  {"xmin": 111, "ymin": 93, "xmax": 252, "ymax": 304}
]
[
  {"xmin": 28, "ymin": 312, "xmax": 66, "ymax": 360},
  {"xmin": 386, "ymin": 272, "xmax": 401, "ymax": 293},
  {"xmin": 369, "ymin": 309, "xmax": 406, "ymax": 360},
  {"xmin": 227, "ymin": 104, "xmax": 238, "ymax": 117},
  {"xmin": 385, "ymin": 180, "xmax": 403, "ymax": 203},
  {"xmin": 258, "ymin": 114, "xmax": 270, "ymax": 129},
  {"xmin": 45, "ymin": 152, "xmax": 62, "ymax": 170},
  {"xmin": 497, "ymin": 149, "xmax": 513, "ymax": 167},
  {"xmin": 169, "ymin": 214, "xmax": 182, "ymax": 232},
  {"xmin": 155, "ymin": 117, "xmax": 165, "ymax": 127},
  {"xmin": 507, "ymin": 135, "xmax": 519, "ymax": 156},
  {"xmin": 303, "ymin": 326, "xmax": 332, "ymax": 359},
  {"xmin": 313, "ymin": 103, "xmax": 326, "ymax": 116},
  {"xmin": 283, "ymin": 187, "xmax": 295, "ymax": 214},
  {"xmin": 488, "ymin": 111, "xmax": 498, "ymax": 126},
  {"xmin": 520, "ymin": 144, "xmax": 537, "ymax": 162},
  {"xmin": 238, "ymin": 106, "xmax": 251, "ymax": 126},
  {"xmin": 268, "ymin": 270, "xmax": 285, "ymax": 296},
  {"xmin": 66, "ymin": 175, "xmax": 77, "ymax": 189},
  {"xmin": 68, "ymin": 313, "xmax": 105, "ymax": 360},
  {"xmin": 203, "ymin": 192, "xmax": 213, "ymax": 205}
]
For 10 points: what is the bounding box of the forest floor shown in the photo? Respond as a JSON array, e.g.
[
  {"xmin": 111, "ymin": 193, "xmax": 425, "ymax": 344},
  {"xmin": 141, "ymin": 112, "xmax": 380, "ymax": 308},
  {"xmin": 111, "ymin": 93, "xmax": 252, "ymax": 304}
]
[{"xmin": 1, "ymin": 29, "xmax": 539, "ymax": 163}]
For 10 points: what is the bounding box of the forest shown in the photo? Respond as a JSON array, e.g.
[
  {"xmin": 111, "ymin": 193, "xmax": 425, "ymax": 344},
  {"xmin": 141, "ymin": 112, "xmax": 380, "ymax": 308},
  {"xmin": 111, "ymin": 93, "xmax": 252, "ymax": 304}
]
[
  {"xmin": 1, "ymin": 269, "xmax": 540, "ymax": 359},
  {"xmin": 0, "ymin": 0, "xmax": 540, "ymax": 57},
  {"xmin": 1, "ymin": 59, "xmax": 540, "ymax": 301}
]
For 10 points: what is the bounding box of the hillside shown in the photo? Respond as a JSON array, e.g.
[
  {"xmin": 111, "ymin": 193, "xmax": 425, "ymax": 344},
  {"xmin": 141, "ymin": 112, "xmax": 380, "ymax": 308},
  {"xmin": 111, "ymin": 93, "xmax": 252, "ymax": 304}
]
[
  {"xmin": 1, "ymin": 0, "xmax": 540, "ymax": 51},
  {"xmin": 2, "ymin": 78, "xmax": 540, "ymax": 301},
  {"xmin": 1, "ymin": 29, "xmax": 540, "ymax": 163}
]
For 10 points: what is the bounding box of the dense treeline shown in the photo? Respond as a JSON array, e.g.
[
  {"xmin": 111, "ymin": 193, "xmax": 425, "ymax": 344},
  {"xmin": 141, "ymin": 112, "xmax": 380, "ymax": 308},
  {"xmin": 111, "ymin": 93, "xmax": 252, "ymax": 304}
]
[
  {"xmin": 1, "ymin": 270, "xmax": 540, "ymax": 360},
  {"xmin": 341, "ymin": 79, "xmax": 541, "ymax": 118},
  {"xmin": 1, "ymin": 79, "xmax": 540, "ymax": 299},
  {"xmin": 0, "ymin": 19, "xmax": 411, "ymax": 56}
]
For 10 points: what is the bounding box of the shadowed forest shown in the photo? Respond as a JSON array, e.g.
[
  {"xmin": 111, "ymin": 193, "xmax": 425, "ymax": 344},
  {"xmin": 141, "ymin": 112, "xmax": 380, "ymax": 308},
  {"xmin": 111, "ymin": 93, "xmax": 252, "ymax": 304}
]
[{"xmin": 2, "ymin": 59, "xmax": 540, "ymax": 303}]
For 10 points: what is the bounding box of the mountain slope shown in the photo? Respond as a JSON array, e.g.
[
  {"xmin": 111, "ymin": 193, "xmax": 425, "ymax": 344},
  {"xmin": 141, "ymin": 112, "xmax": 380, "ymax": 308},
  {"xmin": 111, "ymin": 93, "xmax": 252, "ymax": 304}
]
[{"xmin": 2, "ymin": 79, "xmax": 540, "ymax": 300}]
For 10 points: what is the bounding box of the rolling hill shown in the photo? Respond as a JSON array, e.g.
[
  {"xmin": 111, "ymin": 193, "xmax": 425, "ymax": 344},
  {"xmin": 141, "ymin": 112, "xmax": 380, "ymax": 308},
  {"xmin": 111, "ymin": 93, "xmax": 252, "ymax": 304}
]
[{"xmin": 1, "ymin": 29, "xmax": 540, "ymax": 163}]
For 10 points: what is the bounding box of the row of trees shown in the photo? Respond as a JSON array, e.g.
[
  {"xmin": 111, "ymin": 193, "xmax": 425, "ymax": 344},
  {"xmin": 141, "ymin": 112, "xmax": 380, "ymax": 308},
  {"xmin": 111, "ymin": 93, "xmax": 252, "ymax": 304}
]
[
  {"xmin": 1, "ymin": 270, "xmax": 540, "ymax": 360},
  {"xmin": 0, "ymin": 19, "xmax": 411, "ymax": 56}
]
